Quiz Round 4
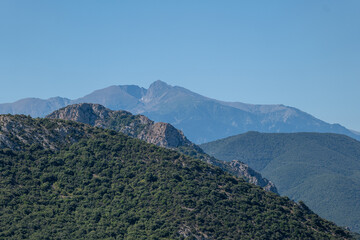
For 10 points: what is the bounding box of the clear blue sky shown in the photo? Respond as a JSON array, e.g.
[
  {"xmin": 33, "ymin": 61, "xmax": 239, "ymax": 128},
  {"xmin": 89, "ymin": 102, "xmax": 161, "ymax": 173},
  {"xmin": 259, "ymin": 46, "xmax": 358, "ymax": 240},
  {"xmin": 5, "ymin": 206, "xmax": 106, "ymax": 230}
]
[{"xmin": 1, "ymin": 0, "xmax": 359, "ymax": 131}]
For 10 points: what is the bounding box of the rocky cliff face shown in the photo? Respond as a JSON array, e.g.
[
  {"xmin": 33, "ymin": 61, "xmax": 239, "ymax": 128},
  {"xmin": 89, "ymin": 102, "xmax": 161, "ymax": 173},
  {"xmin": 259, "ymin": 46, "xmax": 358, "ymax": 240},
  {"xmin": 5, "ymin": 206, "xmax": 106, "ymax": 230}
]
[
  {"xmin": 229, "ymin": 160, "xmax": 277, "ymax": 192},
  {"xmin": 47, "ymin": 103, "xmax": 195, "ymax": 149},
  {"xmin": 46, "ymin": 103, "xmax": 278, "ymax": 193},
  {"xmin": 202, "ymin": 157, "xmax": 277, "ymax": 193},
  {"xmin": 139, "ymin": 122, "xmax": 186, "ymax": 148}
]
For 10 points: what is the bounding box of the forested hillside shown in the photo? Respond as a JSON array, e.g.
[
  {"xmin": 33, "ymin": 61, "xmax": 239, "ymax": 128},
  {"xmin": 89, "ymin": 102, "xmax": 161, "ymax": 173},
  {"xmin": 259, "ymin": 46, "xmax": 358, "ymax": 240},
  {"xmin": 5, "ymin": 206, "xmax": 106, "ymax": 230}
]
[
  {"xmin": 200, "ymin": 131, "xmax": 360, "ymax": 232},
  {"xmin": 0, "ymin": 115, "xmax": 352, "ymax": 239}
]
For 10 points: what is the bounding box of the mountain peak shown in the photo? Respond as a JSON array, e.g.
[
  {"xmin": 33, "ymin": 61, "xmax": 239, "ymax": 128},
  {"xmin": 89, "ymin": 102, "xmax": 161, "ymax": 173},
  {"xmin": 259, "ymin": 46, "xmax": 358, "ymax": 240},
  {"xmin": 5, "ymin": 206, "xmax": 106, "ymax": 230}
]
[
  {"xmin": 141, "ymin": 80, "xmax": 173, "ymax": 104},
  {"xmin": 46, "ymin": 103, "xmax": 113, "ymax": 127},
  {"xmin": 149, "ymin": 80, "xmax": 170, "ymax": 89}
]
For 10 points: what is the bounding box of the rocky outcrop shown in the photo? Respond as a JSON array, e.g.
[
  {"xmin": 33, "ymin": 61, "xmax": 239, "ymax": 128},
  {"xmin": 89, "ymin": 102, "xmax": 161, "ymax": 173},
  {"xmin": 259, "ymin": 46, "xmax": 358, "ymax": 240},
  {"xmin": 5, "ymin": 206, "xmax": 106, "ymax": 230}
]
[
  {"xmin": 46, "ymin": 103, "xmax": 194, "ymax": 149},
  {"xmin": 202, "ymin": 156, "xmax": 278, "ymax": 194},
  {"xmin": 0, "ymin": 114, "xmax": 92, "ymax": 151},
  {"xmin": 46, "ymin": 103, "xmax": 278, "ymax": 193},
  {"xmin": 46, "ymin": 102, "xmax": 110, "ymax": 127},
  {"xmin": 229, "ymin": 160, "xmax": 277, "ymax": 193},
  {"xmin": 139, "ymin": 122, "xmax": 186, "ymax": 148}
]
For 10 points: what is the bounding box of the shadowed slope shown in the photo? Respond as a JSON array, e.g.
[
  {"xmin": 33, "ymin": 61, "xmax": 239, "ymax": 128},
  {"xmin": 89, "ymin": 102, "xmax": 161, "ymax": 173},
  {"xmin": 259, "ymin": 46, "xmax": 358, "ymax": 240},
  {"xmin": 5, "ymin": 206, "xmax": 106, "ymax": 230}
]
[{"xmin": 200, "ymin": 131, "xmax": 360, "ymax": 232}]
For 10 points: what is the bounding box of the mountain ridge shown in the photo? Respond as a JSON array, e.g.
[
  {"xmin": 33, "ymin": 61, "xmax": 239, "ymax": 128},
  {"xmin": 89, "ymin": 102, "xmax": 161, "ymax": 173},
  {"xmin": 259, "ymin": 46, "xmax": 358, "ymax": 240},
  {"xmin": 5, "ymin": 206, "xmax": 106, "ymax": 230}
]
[
  {"xmin": 1, "ymin": 80, "xmax": 359, "ymax": 143},
  {"xmin": 46, "ymin": 103, "xmax": 277, "ymax": 193}
]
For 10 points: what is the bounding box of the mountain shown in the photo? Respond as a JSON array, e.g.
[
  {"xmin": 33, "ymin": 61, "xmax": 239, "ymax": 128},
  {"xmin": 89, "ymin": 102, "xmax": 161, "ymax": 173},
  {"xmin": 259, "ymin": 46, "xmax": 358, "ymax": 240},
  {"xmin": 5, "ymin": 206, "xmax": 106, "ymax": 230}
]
[
  {"xmin": 0, "ymin": 97, "xmax": 71, "ymax": 117},
  {"xmin": 1, "ymin": 80, "xmax": 359, "ymax": 143},
  {"xmin": 0, "ymin": 115, "xmax": 353, "ymax": 239},
  {"xmin": 74, "ymin": 85, "xmax": 147, "ymax": 111},
  {"xmin": 200, "ymin": 131, "xmax": 360, "ymax": 233},
  {"xmin": 0, "ymin": 114, "xmax": 92, "ymax": 151},
  {"xmin": 46, "ymin": 103, "xmax": 194, "ymax": 149},
  {"xmin": 46, "ymin": 103, "xmax": 277, "ymax": 193}
]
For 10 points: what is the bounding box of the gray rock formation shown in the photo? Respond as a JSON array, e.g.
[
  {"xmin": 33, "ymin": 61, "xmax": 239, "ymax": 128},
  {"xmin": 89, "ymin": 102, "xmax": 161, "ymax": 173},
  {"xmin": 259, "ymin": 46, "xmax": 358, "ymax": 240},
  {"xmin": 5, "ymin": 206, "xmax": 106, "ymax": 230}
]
[
  {"xmin": 0, "ymin": 114, "xmax": 91, "ymax": 151},
  {"xmin": 47, "ymin": 103, "xmax": 193, "ymax": 149},
  {"xmin": 229, "ymin": 160, "xmax": 277, "ymax": 192},
  {"xmin": 46, "ymin": 103, "xmax": 278, "ymax": 193}
]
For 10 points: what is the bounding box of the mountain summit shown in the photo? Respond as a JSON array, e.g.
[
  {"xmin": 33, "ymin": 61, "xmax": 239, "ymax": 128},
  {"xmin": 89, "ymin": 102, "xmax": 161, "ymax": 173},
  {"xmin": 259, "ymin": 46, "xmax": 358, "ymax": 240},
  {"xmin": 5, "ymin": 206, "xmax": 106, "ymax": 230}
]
[{"xmin": 1, "ymin": 80, "xmax": 359, "ymax": 143}]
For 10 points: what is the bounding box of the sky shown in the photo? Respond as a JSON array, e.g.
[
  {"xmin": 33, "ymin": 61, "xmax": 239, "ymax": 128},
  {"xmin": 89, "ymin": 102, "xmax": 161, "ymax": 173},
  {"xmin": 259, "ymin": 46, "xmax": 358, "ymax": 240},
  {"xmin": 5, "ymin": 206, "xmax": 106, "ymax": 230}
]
[{"xmin": 0, "ymin": 0, "xmax": 359, "ymax": 131}]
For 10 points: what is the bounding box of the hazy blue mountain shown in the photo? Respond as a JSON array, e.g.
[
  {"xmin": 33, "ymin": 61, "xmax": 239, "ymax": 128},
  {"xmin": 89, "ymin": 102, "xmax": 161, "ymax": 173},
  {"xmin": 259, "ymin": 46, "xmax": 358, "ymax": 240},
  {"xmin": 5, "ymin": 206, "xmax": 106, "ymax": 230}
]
[
  {"xmin": 1, "ymin": 80, "xmax": 359, "ymax": 143},
  {"xmin": 200, "ymin": 131, "xmax": 360, "ymax": 232},
  {"xmin": 0, "ymin": 97, "xmax": 71, "ymax": 117},
  {"xmin": 74, "ymin": 85, "xmax": 147, "ymax": 110},
  {"xmin": 136, "ymin": 81, "xmax": 360, "ymax": 143}
]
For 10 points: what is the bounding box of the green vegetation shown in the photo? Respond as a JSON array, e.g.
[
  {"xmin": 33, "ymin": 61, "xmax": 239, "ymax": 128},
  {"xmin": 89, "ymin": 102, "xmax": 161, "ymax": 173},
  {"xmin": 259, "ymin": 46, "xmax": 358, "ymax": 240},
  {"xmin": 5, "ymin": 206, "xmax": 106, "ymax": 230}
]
[
  {"xmin": 200, "ymin": 131, "xmax": 360, "ymax": 233},
  {"xmin": 47, "ymin": 103, "xmax": 278, "ymax": 192},
  {"xmin": 105, "ymin": 111, "xmax": 147, "ymax": 137},
  {"xmin": 0, "ymin": 117, "xmax": 353, "ymax": 239}
]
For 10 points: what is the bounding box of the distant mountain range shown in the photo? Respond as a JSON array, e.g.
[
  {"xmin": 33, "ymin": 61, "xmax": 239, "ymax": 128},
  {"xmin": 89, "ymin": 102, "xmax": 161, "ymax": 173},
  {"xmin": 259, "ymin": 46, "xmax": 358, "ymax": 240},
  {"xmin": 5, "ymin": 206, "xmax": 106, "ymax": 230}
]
[
  {"xmin": 46, "ymin": 103, "xmax": 277, "ymax": 193},
  {"xmin": 200, "ymin": 131, "xmax": 360, "ymax": 232},
  {"xmin": 1, "ymin": 80, "xmax": 359, "ymax": 143}
]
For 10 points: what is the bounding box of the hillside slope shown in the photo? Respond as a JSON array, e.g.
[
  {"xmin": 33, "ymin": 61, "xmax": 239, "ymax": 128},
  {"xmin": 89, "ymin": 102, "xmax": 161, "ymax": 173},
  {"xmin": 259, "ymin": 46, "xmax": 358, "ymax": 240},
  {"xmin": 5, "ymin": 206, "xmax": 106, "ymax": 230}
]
[
  {"xmin": 200, "ymin": 131, "xmax": 360, "ymax": 232},
  {"xmin": 0, "ymin": 115, "xmax": 353, "ymax": 239},
  {"xmin": 1, "ymin": 80, "xmax": 359, "ymax": 143},
  {"xmin": 46, "ymin": 103, "xmax": 277, "ymax": 192}
]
